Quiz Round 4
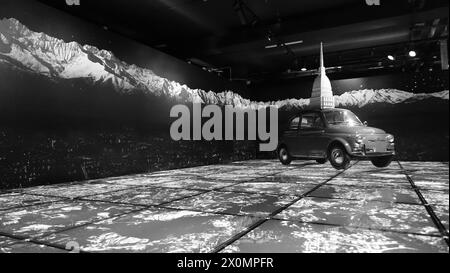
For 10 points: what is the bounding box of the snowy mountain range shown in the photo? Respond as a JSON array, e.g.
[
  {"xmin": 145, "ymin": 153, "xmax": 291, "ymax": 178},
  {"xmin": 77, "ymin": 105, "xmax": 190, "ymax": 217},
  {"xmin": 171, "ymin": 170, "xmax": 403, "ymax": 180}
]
[{"xmin": 0, "ymin": 17, "xmax": 448, "ymax": 110}]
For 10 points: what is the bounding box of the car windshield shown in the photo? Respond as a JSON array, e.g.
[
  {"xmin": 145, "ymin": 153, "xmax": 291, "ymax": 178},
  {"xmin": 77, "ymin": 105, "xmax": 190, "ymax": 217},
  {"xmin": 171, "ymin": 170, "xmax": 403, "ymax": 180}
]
[{"xmin": 324, "ymin": 110, "xmax": 363, "ymax": 126}]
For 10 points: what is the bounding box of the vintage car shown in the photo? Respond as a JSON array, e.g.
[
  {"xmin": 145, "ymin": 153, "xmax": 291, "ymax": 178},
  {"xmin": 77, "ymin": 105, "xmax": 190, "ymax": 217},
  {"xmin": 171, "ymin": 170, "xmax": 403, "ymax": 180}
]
[{"xmin": 277, "ymin": 108, "xmax": 395, "ymax": 169}]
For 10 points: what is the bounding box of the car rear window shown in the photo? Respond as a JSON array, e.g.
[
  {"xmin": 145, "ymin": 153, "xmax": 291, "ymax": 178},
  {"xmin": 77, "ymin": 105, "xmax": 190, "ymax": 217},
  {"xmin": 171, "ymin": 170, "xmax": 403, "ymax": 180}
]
[
  {"xmin": 289, "ymin": 117, "xmax": 300, "ymax": 130},
  {"xmin": 300, "ymin": 113, "xmax": 324, "ymax": 129}
]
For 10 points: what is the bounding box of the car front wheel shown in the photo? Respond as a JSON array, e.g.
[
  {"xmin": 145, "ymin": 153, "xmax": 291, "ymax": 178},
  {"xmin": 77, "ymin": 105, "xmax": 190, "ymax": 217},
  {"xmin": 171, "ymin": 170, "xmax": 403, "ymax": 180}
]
[
  {"xmin": 370, "ymin": 155, "xmax": 393, "ymax": 168},
  {"xmin": 278, "ymin": 146, "xmax": 292, "ymax": 165},
  {"xmin": 328, "ymin": 145, "xmax": 351, "ymax": 170}
]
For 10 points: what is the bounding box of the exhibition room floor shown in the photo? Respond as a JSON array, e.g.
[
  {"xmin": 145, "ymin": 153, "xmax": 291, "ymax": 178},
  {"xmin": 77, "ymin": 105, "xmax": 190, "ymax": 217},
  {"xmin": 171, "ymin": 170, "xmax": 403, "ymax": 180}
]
[{"xmin": 0, "ymin": 160, "xmax": 448, "ymax": 253}]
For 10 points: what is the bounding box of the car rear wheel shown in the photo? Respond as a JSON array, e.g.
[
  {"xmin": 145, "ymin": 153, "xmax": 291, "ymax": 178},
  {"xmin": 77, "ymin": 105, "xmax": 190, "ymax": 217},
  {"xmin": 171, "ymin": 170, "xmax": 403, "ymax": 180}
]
[
  {"xmin": 316, "ymin": 158, "xmax": 327, "ymax": 164},
  {"xmin": 278, "ymin": 146, "xmax": 292, "ymax": 165},
  {"xmin": 328, "ymin": 145, "xmax": 351, "ymax": 170},
  {"xmin": 371, "ymin": 155, "xmax": 393, "ymax": 168}
]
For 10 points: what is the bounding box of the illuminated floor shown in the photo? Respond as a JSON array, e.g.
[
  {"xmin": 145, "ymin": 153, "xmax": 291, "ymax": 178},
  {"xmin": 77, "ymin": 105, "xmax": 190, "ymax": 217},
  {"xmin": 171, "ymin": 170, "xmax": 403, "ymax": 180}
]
[{"xmin": 0, "ymin": 160, "xmax": 448, "ymax": 253}]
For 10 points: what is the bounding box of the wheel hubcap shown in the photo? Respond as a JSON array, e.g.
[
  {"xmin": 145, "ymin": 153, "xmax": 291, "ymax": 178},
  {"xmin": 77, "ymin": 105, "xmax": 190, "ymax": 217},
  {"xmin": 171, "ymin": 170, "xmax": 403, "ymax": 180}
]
[
  {"xmin": 332, "ymin": 149, "xmax": 344, "ymax": 164},
  {"xmin": 280, "ymin": 149, "xmax": 288, "ymax": 161}
]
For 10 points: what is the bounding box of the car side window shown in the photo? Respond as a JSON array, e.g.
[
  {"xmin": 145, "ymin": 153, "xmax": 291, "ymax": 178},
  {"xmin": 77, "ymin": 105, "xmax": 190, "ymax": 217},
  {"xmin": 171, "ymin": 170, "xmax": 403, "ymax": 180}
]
[
  {"xmin": 289, "ymin": 116, "xmax": 300, "ymax": 130},
  {"xmin": 313, "ymin": 115, "xmax": 325, "ymax": 128},
  {"xmin": 300, "ymin": 113, "xmax": 324, "ymax": 130}
]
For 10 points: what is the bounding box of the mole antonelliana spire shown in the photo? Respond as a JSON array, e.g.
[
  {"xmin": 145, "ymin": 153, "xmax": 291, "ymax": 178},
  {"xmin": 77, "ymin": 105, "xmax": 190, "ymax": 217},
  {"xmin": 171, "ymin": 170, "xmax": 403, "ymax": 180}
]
[{"xmin": 309, "ymin": 42, "xmax": 335, "ymax": 109}]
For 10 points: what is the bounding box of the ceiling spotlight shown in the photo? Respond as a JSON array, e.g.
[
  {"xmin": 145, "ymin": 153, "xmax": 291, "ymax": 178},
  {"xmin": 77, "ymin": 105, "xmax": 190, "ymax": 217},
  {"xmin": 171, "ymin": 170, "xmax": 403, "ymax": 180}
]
[
  {"xmin": 264, "ymin": 44, "xmax": 278, "ymax": 49},
  {"xmin": 300, "ymin": 67, "xmax": 307, "ymax": 71},
  {"xmin": 284, "ymin": 40, "xmax": 303, "ymax": 46},
  {"xmin": 408, "ymin": 50, "xmax": 417, "ymax": 57},
  {"xmin": 387, "ymin": 55, "xmax": 395, "ymax": 61}
]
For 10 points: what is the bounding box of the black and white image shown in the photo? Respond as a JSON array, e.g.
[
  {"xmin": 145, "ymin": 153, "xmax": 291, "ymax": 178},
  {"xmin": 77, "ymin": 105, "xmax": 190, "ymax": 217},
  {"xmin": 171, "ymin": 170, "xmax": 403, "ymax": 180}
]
[{"xmin": 0, "ymin": 0, "xmax": 448, "ymax": 256}]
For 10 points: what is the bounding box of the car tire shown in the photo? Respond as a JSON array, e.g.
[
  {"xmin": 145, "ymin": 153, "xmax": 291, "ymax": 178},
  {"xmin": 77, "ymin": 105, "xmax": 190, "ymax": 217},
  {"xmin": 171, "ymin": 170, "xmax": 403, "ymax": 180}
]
[
  {"xmin": 370, "ymin": 156, "xmax": 393, "ymax": 168},
  {"xmin": 316, "ymin": 158, "xmax": 327, "ymax": 164},
  {"xmin": 278, "ymin": 146, "xmax": 292, "ymax": 165},
  {"xmin": 328, "ymin": 144, "xmax": 351, "ymax": 170}
]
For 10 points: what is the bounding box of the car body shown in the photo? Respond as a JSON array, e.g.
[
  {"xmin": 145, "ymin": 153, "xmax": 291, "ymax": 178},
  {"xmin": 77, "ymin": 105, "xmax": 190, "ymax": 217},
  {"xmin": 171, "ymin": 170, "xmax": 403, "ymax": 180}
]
[{"xmin": 277, "ymin": 108, "xmax": 395, "ymax": 169}]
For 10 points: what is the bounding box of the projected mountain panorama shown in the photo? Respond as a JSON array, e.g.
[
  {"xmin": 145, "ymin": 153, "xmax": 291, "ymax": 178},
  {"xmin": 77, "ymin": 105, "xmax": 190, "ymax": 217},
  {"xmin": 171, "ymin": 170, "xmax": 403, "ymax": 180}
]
[
  {"xmin": 0, "ymin": 18, "xmax": 447, "ymax": 113},
  {"xmin": 0, "ymin": 17, "xmax": 448, "ymax": 189}
]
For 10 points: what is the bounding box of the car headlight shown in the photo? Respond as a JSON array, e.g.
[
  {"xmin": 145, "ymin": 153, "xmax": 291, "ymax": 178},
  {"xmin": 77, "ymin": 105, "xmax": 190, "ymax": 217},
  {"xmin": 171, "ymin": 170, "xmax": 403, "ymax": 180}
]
[
  {"xmin": 355, "ymin": 135, "xmax": 364, "ymax": 144},
  {"xmin": 386, "ymin": 134, "xmax": 394, "ymax": 143}
]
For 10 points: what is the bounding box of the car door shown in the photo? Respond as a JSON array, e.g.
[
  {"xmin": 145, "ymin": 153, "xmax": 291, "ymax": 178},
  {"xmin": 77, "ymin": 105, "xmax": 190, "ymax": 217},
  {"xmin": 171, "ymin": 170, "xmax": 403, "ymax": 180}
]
[
  {"xmin": 298, "ymin": 112, "xmax": 327, "ymax": 157},
  {"xmin": 283, "ymin": 115, "xmax": 302, "ymax": 156}
]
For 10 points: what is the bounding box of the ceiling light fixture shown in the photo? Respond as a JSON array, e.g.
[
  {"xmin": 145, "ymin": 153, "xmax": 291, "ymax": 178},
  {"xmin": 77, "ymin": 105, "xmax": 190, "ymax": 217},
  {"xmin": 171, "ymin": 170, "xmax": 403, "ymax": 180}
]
[
  {"xmin": 409, "ymin": 50, "xmax": 417, "ymax": 57},
  {"xmin": 264, "ymin": 44, "xmax": 278, "ymax": 49},
  {"xmin": 387, "ymin": 55, "xmax": 395, "ymax": 61},
  {"xmin": 284, "ymin": 40, "xmax": 303, "ymax": 46},
  {"xmin": 300, "ymin": 67, "xmax": 307, "ymax": 71}
]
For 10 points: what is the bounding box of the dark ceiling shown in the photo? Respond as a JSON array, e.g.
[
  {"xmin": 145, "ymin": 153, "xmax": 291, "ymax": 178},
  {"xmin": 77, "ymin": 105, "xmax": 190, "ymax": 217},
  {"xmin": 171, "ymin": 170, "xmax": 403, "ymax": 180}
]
[{"xmin": 37, "ymin": 0, "xmax": 449, "ymax": 84}]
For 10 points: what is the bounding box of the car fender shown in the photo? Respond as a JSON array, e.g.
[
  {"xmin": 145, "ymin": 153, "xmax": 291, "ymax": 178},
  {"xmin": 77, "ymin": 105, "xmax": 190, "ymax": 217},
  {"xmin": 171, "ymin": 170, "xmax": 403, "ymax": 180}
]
[{"xmin": 327, "ymin": 137, "xmax": 352, "ymax": 155}]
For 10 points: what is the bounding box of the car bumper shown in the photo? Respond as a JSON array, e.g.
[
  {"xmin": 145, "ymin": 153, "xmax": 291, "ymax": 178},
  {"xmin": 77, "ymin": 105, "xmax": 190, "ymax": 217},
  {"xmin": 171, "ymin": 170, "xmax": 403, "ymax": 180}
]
[{"xmin": 350, "ymin": 142, "xmax": 395, "ymax": 158}]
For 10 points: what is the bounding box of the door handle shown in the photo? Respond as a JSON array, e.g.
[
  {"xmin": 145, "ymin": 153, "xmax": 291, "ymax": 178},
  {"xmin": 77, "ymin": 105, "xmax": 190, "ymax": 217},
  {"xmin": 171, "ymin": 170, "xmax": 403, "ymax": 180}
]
[{"xmin": 299, "ymin": 130, "xmax": 324, "ymax": 135}]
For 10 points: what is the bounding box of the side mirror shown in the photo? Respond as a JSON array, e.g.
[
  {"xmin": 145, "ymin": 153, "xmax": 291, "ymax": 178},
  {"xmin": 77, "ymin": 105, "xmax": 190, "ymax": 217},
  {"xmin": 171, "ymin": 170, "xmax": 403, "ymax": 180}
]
[{"xmin": 363, "ymin": 121, "xmax": 368, "ymax": 126}]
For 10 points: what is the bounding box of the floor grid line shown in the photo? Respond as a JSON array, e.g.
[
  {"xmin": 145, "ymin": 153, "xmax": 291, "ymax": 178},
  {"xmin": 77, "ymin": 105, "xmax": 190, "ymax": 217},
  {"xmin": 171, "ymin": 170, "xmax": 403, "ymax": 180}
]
[
  {"xmin": 397, "ymin": 161, "xmax": 449, "ymax": 246},
  {"xmin": 211, "ymin": 161, "xmax": 359, "ymax": 253}
]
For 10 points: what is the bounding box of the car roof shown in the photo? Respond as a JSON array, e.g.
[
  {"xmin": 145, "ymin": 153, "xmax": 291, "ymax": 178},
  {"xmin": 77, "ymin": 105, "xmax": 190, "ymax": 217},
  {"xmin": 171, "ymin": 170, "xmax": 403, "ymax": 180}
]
[
  {"xmin": 320, "ymin": 108, "xmax": 348, "ymax": 112},
  {"xmin": 299, "ymin": 108, "xmax": 348, "ymax": 114}
]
